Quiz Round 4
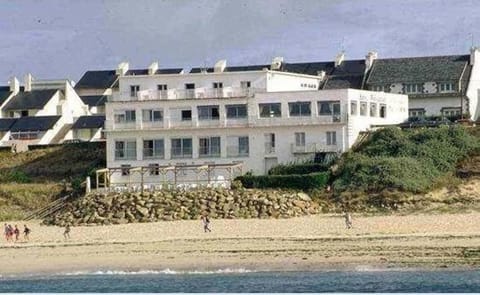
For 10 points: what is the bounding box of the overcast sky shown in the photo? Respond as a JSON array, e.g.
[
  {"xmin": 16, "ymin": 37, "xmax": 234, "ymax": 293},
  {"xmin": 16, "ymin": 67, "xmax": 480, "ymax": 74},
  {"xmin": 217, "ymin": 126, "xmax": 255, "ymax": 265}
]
[{"xmin": 0, "ymin": 0, "xmax": 479, "ymax": 83}]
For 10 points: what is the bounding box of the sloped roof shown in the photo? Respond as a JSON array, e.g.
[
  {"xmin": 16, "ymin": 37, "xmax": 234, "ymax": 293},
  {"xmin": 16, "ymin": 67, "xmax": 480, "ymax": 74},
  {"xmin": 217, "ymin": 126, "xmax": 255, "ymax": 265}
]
[
  {"xmin": 10, "ymin": 116, "xmax": 61, "ymax": 132},
  {"xmin": 80, "ymin": 95, "xmax": 107, "ymax": 107},
  {"xmin": 72, "ymin": 115, "xmax": 105, "ymax": 129},
  {"xmin": 0, "ymin": 87, "xmax": 13, "ymax": 106},
  {"xmin": 190, "ymin": 65, "xmax": 270, "ymax": 74},
  {"xmin": 3, "ymin": 89, "xmax": 58, "ymax": 111},
  {"xmin": 0, "ymin": 118, "xmax": 17, "ymax": 131},
  {"xmin": 366, "ymin": 55, "xmax": 469, "ymax": 84},
  {"xmin": 126, "ymin": 68, "xmax": 184, "ymax": 75},
  {"xmin": 323, "ymin": 75, "xmax": 365, "ymax": 90},
  {"xmin": 74, "ymin": 70, "xmax": 118, "ymax": 90}
]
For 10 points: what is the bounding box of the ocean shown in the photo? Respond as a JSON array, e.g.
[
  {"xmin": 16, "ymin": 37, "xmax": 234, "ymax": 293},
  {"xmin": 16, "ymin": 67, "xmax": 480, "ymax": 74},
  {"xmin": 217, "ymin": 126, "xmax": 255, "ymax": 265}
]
[{"xmin": 0, "ymin": 268, "xmax": 479, "ymax": 292}]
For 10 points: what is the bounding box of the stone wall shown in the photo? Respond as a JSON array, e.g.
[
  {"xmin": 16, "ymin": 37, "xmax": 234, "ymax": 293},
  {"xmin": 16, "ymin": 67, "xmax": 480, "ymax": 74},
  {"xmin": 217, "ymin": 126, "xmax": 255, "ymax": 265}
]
[{"xmin": 45, "ymin": 188, "xmax": 320, "ymax": 226}]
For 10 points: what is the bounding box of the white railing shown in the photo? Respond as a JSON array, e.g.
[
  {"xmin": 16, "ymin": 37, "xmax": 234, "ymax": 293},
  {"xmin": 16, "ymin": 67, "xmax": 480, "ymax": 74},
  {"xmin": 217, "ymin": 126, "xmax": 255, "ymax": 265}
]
[
  {"xmin": 109, "ymin": 87, "xmax": 257, "ymax": 102},
  {"xmin": 291, "ymin": 143, "xmax": 340, "ymax": 154}
]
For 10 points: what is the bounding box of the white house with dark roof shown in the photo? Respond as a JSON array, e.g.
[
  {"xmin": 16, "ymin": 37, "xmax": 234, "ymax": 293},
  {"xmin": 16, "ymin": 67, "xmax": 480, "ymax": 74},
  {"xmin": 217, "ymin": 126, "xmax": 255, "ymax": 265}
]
[
  {"xmin": 0, "ymin": 74, "xmax": 90, "ymax": 147},
  {"xmin": 102, "ymin": 58, "xmax": 408, "ymax": 186},
  {"xmin": 364, "ymin": 47, "xmax": 480, "ymax": 121}
]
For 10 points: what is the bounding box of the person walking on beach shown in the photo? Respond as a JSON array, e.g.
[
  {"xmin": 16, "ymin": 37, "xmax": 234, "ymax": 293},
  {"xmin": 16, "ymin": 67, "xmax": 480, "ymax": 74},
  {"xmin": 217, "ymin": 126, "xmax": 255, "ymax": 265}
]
[
  {"xmin": 201, "ymin": 214, "xmax": 211, "ymax": 233},
  {"xmin": 344, "ymin": 211, "xmax": 352, "ymax": 229},
  {"xmin": 23, "ymin": 224, "xmax": 31, "ymax": 241},
  {"xmin": 13, "ymin": 225, "xmax": 20, "ymax": 242},
  {"xmin": 64, "ymin": 224, "xmax": 71, "ymax": 240}
]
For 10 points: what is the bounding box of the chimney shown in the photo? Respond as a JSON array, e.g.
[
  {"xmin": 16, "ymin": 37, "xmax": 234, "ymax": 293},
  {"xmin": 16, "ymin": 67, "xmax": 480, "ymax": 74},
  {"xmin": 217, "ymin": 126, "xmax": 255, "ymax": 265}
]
[
  {"xmin": 334, "ymin": 51, "xmax": 345, "ymax": 67},
  {"xmin": 271, "ymin": 57, "xmax": 284, "ymax": 70},
  {"xmin": 116, "ymin": 62, "xmax": 129, "ymax": 76},
  {"xmin": 9, "ymin": 77, "xmax": 19, "ymax": 94},
  {"xmin": 317, "ymin": 70, "xmax": 326, "ymax": 80},
  {"xmin": 24, "ymin": 73, "xmax": 33, "ymax": 92},
  {"xmin": 148, "ymin": 62, "xmax": 159, "ymax": 75},
  {"xmin": 470, "ymin": 47, "xmax": 480, "ymax": 66},
  {"xmin": 214, "ymin": 59, "xmax": 227, "ymax": 73},
  {"xmin": 365, "ymin": 51, "xmax": 378, "ymax": 71}
]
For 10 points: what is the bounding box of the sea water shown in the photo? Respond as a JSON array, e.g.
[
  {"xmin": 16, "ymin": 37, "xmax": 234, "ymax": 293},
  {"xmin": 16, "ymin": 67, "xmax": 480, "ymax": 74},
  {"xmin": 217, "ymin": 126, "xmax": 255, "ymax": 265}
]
[{"xmin": 0, "ymin": 269, "xmax": 479, "ymax": 292}]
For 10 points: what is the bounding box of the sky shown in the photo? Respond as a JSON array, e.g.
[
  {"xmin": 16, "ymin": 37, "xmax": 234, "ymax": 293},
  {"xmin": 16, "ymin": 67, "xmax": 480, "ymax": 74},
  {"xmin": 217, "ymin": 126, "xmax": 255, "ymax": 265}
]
[{"xmin": 0, "ymin": 0, "xmax": 479, "ymax": 83}]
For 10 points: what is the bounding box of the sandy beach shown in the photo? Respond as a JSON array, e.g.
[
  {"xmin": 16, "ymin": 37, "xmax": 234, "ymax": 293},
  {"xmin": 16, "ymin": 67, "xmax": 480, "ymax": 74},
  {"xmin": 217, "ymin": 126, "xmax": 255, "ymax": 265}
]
[{"xmin": 1, "ymin": 213, "xmax": 480, "ymax": 276}]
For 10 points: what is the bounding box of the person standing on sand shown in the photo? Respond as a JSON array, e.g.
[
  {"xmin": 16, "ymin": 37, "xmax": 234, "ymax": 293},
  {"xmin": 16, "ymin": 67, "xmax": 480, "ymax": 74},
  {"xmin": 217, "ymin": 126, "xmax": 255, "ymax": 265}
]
[
  {"xmin": 23, "ymin": 224, "xmax": 30, "ymax": 241},
  {"xmin": 13, "ymin": 225, "xmax": 20, "ymax": 242},
  {"xmin": 6, "ymin": 224, "xmax": 14, "ymax": 242},
  {"xmin": 344, "ymin": 211, "xmax": 352, "ymax": 229},
  {"xmin": 201, "ymin": 214, "xmax": 211, "ymax": 233},
  {"xmin": 64, "ymin": 224, "xmax": 71, "ymax": 240}
]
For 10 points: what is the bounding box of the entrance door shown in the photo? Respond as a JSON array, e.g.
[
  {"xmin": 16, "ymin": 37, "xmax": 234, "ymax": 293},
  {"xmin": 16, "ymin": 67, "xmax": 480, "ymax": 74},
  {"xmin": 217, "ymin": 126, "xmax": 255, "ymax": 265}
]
[{"xmin": 264, "ymin": 157, "xmax": 278, "ymax": 174}]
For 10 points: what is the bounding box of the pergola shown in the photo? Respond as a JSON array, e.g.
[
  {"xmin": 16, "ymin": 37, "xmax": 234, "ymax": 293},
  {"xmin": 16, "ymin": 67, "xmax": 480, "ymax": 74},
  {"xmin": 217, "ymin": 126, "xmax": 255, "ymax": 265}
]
[{"xmin": 95, "ymin": 162, "xmax": 242, "ymax": 192}]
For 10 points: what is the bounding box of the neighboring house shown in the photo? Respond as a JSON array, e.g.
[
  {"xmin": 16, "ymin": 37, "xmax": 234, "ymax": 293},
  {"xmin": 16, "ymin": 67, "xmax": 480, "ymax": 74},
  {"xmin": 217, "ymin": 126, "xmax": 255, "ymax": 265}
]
[
  {"xmin": 69, "ymin": 115, "xmax": 105, "ymax": 142},
  {"xmin": 79, "ymin": 95, "xmax": 107, "ymax": 114},
  {"xmin": 0, "ymin": 74, "xmax": 89, "ymax": 146},
  {"xmin": 102, "ymin": 58, "xmax": 408, "ymax": 186},
  {"xmin": 365, "ymin": 48, "xmax": 480, "ymax": 121}
]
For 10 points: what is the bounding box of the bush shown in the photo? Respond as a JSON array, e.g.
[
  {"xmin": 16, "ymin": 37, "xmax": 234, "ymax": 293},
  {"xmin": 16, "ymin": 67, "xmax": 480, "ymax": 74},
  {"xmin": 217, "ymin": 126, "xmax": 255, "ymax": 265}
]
[
  {"xmin": 268, "ymin": 163, "xmax": 330, "ymax": 175},
  {"xmin": 236, "ymin": 172, "xmax": 330, "ymax": 190},
  {"xmin": 333, "ymin": 126, "xmax": 480, "ymax": 194},
  {"xmin": 0, "ymin": 170, "xmax": 31, "ymax": 183}
]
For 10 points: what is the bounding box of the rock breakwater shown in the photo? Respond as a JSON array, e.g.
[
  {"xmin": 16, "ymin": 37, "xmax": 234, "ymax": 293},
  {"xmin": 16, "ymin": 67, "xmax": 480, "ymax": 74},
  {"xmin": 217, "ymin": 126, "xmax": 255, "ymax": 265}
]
[{"xmin": 44, "ymin": 188, "xmax": 320, "ymax": 226}]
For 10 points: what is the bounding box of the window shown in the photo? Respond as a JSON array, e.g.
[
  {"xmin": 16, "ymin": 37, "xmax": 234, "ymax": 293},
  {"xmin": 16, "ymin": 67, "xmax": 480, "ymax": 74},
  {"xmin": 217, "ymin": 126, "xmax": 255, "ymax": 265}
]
[
  {"xmin": 227, "ymin": 136, "xmax": 249, "ymax": 157},
  {"xmin": 21, "ymin": 110, "xmax": 28, "ymax": 117},
  {"xmin": 372, "ymin": 85, "xmax": 385, "ymax": 92},
  {"xmin": 404, "ymin": 83, "xmax": 423, "ymax": 94},
  {"xmin": 370, "ymin": 102, "xmax": 377, "ymax": 117},
  {"xmin": 199, "ymin": 137, "xmax": 221, "ymax": 157},
  {"xmin": 142, "ymin": 109, "xmax": 163, "ymax": 122},
  {"xmin": 289, "ymin": 102, "xmax": 311, "ymax": 117},
  {"xmin": 240, "ymin": 81, "xmax": 251, "ymax": 88},
  {"xmin": 157, "ymin": 84, "xmax": 167, "ymax": 91},
  {"xmin": 326, "ymin": 131, "xmax": 337, "ymax": 146},
  {"xmin": 114, "ymin": 110, "xmax": 136, "ymax": 123},
  {"xmin": 259, "ymin": 103, "xmax": 281, "ymax": 118},
  {"xmin": 265, "ymin": 133, "xmax": 275, "ymax": 153},
  {"xmin": 130, "ymin": 85, "xmax": 140, "ymax": 97},
  {"xmin": 295, "ymin": 132, "xmax": 305, "ymax": 147},
  {"xmin": 360, "ymin": 102, "xmax": 367, "ymax": 116},
  {"xmin": 185, "ymin": 83, "xmax": 195, "ymax": 89},
  {"xmin": 409, "ymin": 109, "xmax": 426, "ymax": 118},
  {"xmin": 226, "ymin": 104, "xmax": 247, "ymax": 119},
  {"xmin": 198, "ymin": 105, "xmax": 220, "ymax": 120},
  {"xmin": 379, "ymin": 104, "xmax": 387, "ymax": 118},
  {"xmin": 439, "ymin": 83, "xmax": 454, "ymax": 93},
  {"xmin": 350, "ymin": 101, "xmax": 358, "ymax": 115},
  {"xmin": 213, "ymin": 82, "xmax": 223, "ymax": 89},
  {"xmin": 121, "ymin": 164, "xmax": 131, "ymax": 176},
  {"xmin": 149, "ymin": 163, "xmax": 160, "ymax": 176},
  {"xmin": 181, "ymin": 110, "xmax": 192, "ymax": 121},
  {"xmin": 318, "ymin": 101, "xmax": 340, "ymax": 116},
  {"xmin": 185, "ymin": 83, "xmax": 195, "ymax": 98},
  {"xmin": 115, "ymin": 140, "xmax": 136, "ymax": 160},
  {"xmin": 143, "ymin": 139, "xmax": 164, "ymax": 159},
  {"xmin": 442, "ymin": 108, "xmax": 461, "ymax": 117},
  {"xmin": 171, "ymin": 138, "xmax": 192, "ymax": 158}
]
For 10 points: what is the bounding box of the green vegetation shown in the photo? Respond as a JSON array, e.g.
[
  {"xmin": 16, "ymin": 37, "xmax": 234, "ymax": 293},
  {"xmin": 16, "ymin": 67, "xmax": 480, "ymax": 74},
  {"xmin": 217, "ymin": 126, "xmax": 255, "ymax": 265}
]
[
  {"xmin": 268, "ymin": 162, "xmax": 330, "ymax": 175},
  {"xmin": 236, "ymin": 172, "xmax": 330, "ymax": 190},
  {"xmin": 333, "ymin": 126, "xmax": 480, "ymax": 194},
  {"xmin": 0, "ymin": 142, "xmax": 105, "ymax": 220}
]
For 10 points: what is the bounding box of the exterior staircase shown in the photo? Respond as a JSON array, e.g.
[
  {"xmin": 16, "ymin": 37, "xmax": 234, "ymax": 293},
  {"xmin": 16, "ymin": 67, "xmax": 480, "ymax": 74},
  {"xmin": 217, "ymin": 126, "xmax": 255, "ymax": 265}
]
[{"xmin": 24, "ymin": 193, "xmax": 72, "ymax": 221}]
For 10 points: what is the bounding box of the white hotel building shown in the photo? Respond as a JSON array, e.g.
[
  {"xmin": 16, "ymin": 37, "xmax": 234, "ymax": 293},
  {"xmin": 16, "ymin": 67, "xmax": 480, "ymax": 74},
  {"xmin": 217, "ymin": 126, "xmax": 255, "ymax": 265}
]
[{"xmin": 104, "ymin": 58, "xmax": 408, "ymax": 186}]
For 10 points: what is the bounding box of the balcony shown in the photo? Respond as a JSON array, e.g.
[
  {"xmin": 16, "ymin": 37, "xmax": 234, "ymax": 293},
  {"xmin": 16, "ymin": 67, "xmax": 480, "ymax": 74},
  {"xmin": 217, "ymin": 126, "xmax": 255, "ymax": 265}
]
[
  {"xmin": 227, "ymin": 146, "xmax": 249, "ymax": 157},
  {"xmin": 104, "ymin": 120, "xmax": 136, "ymax": 131},
  {"xmin": 109, "ymin": 87, "xmax": 256, "ymax": 102},
  {"xmin": 252, "ymin": 113, "xmax": 346, "ymax": 128},
  {"xmin": 264, "ymin": 143, "xmax": 275, "ymax": 155},
  {"xmin": 291, "ymin": 143, "xmax": 340, "ymax": 154}
]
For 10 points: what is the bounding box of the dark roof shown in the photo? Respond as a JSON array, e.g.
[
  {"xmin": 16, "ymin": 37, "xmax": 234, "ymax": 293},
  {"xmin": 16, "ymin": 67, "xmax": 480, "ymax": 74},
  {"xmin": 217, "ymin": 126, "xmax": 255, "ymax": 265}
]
[
  {"xmin": 0, "ymin": 118, "xmax": 17, "ymax": 131},
  {"xmin": 366, "ymin": 55, "xmax": 469, "ymax": 85},
  {"xmin": 323, "ymin": 75, "xmax": 365, "ymax": 90},
  {"xmin": 0, "ymin": 88, "xmax": 12, "ymax": 106},
  {"xmin": 10, "ymin": 116, "xmax": 61, "ymax": 132},
  {"xmin": 331, "ymin": 59, "xmax": 366, "ymax": 76},
  {"xmin": 74, "ymin": 70, "xmax": 118, "ymax": 90},
  {"xmin": 3, "ymin": 89, "xmax": 58, "ymax": 111},
  {"xmin": 72, "ymin": 115, "xmax": 105, "ymax": 129},
  {"xmin": 80, "ymin": 95, "xmax": 107, "ymax": 107},
  {"xmin": 283, "ymin": 61, "xmax": 335, "ymax": 76},
  {"xmin": 190, "ymin": 65, "xmax": 270, "ymax": 74}
]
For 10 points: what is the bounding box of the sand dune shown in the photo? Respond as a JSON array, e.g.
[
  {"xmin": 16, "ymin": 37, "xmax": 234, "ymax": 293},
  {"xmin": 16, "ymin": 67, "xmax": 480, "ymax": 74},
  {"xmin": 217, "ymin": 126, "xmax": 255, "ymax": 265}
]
[{"xmin": 1, "ymin": 213, "xmax": 480, "ymax": 275}]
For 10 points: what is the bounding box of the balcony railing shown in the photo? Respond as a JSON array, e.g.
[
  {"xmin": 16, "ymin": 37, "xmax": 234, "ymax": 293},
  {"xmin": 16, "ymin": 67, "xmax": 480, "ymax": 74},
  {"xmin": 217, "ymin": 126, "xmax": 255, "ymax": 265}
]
[
  {"xmin": 291, "ymin": 143, "xmax": 340, "ymax": 154},
  {"xmin": 110, "ymin": 87, "xmax": 257, "ymax": 102}
]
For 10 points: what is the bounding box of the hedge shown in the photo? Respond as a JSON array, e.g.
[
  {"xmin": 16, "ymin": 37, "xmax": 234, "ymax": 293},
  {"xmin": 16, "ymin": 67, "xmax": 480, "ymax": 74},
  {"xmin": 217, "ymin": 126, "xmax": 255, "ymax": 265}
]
[
  {"xmin": 236, "ymin": 172, "xmax": 330, "ymax": 190},
  {"xmin": 268, "ymin": 163, "xmax": 330, "ymax": 175}
]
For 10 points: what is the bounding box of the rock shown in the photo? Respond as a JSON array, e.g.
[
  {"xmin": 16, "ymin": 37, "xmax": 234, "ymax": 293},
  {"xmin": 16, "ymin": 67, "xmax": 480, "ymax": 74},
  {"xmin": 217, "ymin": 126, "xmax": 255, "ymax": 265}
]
[{"xmin": 297, "ymin": 192, "xmax": 311, "ymax": 201}]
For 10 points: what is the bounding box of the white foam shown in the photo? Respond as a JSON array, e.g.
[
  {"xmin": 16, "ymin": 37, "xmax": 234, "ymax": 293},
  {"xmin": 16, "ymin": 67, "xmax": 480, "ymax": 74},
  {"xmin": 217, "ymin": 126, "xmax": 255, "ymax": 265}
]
[{"xmin": 62, "ymin": 268, "xmax": 256, "ymax": 276}]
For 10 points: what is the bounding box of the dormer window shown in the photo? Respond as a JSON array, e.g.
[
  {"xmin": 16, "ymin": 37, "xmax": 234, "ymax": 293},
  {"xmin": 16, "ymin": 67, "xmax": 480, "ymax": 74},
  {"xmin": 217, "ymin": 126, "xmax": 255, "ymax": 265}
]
[
  {"xmin": 404, "ymin": 83, "xmax": 423, "ymax": 94},
  {"xmin": 439, "ymin": 83, "xmax": 455, "ymax": 93},
  {"xmin": 372, "ymin": 85, "xmax": 385, "ymax": 92}
]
